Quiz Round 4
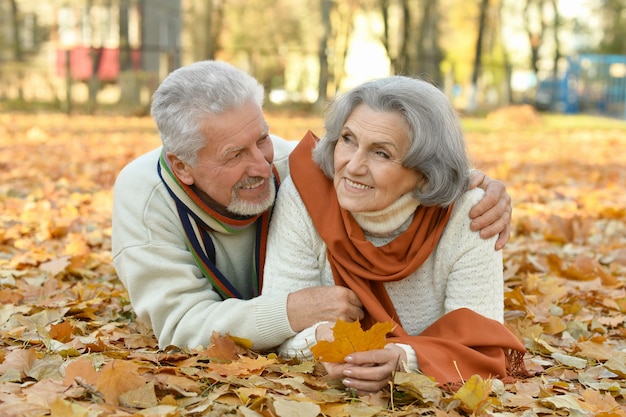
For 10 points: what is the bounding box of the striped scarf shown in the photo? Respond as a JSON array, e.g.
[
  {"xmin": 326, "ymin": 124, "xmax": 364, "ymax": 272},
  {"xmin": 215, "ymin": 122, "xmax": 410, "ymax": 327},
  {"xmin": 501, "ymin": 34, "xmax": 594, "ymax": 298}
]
[{"xmin": 157, "ymin": 150, "xmax": 279, "ymax": 299}]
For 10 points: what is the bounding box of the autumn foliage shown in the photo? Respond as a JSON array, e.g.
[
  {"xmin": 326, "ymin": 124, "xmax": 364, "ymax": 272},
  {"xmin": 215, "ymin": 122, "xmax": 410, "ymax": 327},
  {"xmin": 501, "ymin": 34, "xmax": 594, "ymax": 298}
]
[{"xmin": 0, "ymin": 109, "xmax": 625, "ymax": 416}]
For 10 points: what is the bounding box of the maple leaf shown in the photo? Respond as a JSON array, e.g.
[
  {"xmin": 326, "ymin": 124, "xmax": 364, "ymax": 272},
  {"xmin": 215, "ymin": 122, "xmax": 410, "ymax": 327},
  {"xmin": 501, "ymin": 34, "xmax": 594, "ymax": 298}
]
[
  {"xmin": 393, "ymin": 372, "xmax": 441, "ymax": 405},
  {"xmin": 49, "ymin": 320, "xmax": 73, "ymax": 343},
  {"xmin": 453, "ymin": 374, "xmax": 496, "ymax": 413},
  {"xmin": 63, "ymin": 357, "xmax": 100, "ymax": 388},
  {"xmin": 94, "ymin": 360, "xmax": 147, "ymax": 406},
  {"xmin": 0, "ymin": 348, "xmax": 37, "ymax": 379},
  {"xmin": 310, "ymin": 320, "xmax": 394, "ymax": 363},
  {"xmin": 49, "ymin": 397, "xmax": 89, "ymax": 417},
  {"xmin": 207, "ymin": 355, "xmax": 276, "ymax": 377},
  {"xmin": 204, "ymin": 331, "xmax": 245, "ymax": 362}
]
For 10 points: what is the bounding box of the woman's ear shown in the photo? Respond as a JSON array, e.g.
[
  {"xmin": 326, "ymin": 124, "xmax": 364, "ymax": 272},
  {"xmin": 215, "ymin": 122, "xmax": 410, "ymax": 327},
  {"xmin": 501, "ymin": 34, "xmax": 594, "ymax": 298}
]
[{"xmin": 166, "ymin": 152, "xmax": 195, "ymax": 185}]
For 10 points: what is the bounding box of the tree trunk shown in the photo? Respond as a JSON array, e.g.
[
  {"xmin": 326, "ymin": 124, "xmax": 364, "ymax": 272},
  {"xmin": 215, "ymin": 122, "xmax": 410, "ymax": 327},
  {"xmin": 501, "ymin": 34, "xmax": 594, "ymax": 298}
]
[
  {"xmin": 524, "ymin": 0, "xmax": 546, "ymax": 77},
  {"xmin": 315, "ymin": 0, "xmax": 332, "ymax": 110},
  {"xmin": 88, "ymin": 47, "xmax": 104, "ymax": 114},
  {"xmin": 469, "ymin": 0, "xmax": 490, "ymax": 113},
  {"xmin": 380, "ymin": 0, "xmax": 410, "ymax": 74},
  {"xmin": 118, "ymin": 0, "xmax": 141, "ymax": 107},
  {"xmin": 412, "ymin": 0, "xmax": 442, "ymax": 83},
  {"xmin": 9, "ymin": 0, "xmax": 24, "ymax": 101},
  {"xmin": 203, "ymin": 0, "xmax": 223, "ymax": 60},
  {"xmin": 549, "ymin": 0, "xmax": 561, "ymax": 110}
]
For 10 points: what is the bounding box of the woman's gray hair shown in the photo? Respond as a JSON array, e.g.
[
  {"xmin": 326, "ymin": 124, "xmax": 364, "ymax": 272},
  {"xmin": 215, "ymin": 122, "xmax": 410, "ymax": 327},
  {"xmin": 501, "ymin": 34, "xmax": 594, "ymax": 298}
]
[
  {"xmin": 313, "ymin": 76, "xmax": 469, "ymax": 207},
  {"xmin": 151, "ymin": 60, "xmax": 265, "ymax": 166}
]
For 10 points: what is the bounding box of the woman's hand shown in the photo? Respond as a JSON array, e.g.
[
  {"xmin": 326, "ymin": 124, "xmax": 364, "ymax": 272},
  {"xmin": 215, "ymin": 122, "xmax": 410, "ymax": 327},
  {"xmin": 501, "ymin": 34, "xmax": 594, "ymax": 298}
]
[{"xmin": 323, "ymin": 344, "xmax": 407, "ymax": 396}]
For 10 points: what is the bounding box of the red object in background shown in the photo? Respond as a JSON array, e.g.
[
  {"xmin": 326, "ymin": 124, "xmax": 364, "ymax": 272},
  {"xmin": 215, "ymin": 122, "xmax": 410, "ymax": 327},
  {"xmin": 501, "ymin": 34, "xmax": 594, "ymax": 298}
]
[{"xmin": 56, "ymin": 47, "xmax": 141, "ymax": 81}]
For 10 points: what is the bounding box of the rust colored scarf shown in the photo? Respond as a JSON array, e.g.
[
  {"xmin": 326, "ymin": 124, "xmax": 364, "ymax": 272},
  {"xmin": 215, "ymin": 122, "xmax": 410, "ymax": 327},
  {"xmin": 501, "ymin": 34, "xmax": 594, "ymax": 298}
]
[{"xmin": 289, "ymin": 131, "xmax": 526, "ymax": 384}]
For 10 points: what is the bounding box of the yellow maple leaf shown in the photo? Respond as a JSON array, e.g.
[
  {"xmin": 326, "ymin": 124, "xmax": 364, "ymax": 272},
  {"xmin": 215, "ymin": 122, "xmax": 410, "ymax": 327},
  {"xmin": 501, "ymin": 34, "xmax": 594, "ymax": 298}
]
[
  {"xmin": 311, "ymin": 320, "xmax": 394, "ymax": 363},
  {"xmin": 453, "ymin": 374, "xmax": 495, "ymax": 413},
  {"xmin": 208, "ymin": 355, "xmax": 276, "ymax": 377}
]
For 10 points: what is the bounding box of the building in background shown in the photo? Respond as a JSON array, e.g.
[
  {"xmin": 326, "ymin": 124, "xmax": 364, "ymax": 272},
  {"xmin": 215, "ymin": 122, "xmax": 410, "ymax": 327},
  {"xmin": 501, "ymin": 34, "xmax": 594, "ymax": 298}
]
[{"xmin": 0, "ymin": 0, "xmax": 181, "ymax": 108}]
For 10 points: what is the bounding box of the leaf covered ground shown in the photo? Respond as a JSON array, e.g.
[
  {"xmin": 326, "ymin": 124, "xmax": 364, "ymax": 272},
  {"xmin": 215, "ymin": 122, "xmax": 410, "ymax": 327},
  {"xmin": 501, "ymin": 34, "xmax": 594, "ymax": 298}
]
[{"xmin": 0, "ymin": 108, "xmax": 625, "ymax": 416}]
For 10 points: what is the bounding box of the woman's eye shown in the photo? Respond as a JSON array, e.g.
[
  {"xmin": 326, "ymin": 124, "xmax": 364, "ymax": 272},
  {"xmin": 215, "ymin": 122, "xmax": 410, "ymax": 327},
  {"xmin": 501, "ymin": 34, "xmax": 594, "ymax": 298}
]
[{"xmin": 375, "ymin": 150, "xmax": 391, "ymax": 159}]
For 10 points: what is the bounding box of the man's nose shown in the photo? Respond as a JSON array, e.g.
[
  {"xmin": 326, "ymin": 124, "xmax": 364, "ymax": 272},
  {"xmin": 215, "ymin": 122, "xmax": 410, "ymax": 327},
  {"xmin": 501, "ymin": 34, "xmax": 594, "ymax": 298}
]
[{"xmin": 247, "ymin": 148, "xmax": 272, "ymax": 177}]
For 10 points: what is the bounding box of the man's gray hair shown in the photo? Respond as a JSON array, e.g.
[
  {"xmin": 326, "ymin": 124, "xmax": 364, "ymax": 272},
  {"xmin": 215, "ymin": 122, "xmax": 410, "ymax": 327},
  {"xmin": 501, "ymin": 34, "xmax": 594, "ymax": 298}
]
[
  {"xmin": 313, "ymin": 76, "xmax": 469, "ymax": 207},
  {"xmin": 151, "ymin": 60, "xmax": 265, "ymax": 165}
]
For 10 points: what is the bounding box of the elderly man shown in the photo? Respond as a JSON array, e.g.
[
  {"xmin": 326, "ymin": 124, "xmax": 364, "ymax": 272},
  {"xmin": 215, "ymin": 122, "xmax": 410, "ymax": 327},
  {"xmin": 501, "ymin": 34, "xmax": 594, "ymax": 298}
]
[{"xmin": 111, "ymin": 60, "xmax": 511, "ymax": 350}]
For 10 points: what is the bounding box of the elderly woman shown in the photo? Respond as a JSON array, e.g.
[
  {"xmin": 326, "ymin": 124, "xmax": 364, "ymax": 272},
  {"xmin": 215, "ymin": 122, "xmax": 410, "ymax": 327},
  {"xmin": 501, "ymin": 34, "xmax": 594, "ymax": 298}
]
[{"xmin": 262, "ymin": 76, "xmax": 526, "ymax": 394}]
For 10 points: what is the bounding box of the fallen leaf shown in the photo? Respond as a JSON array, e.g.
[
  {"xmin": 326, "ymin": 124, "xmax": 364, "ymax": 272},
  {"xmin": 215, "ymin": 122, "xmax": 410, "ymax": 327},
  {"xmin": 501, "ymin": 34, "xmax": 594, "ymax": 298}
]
[
  {"xmin": 119, "ymin": 380, "xmax": 158, "ymax": 409},
  {"xmin": 95, "ymin": 360, "xmax": 147, "ymax": 405},
  {"xmin": 49, "ymin": 320, "xmax": 73, "ymax": 343},
  {"xmin": 311, "ymin": 320, "xmax": 394, "ymax": 362},
  {"xmin": 453, "ymin": 374, "xmax": 494, "ymax": 413},
  {"xmin": 273, "ymin": 398, "xmax": 321, "ymax": 417}
]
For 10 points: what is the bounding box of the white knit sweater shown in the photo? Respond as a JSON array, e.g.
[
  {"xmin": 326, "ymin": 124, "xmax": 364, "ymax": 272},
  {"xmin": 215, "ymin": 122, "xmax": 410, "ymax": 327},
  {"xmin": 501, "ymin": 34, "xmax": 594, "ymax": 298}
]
[
  {"xmin": 262, "ymin": 176, "xmax": 504, "ymax": 370},
  {"xmin": 112, "ymin": 136, "xmax": 298, "ymax": 350}
]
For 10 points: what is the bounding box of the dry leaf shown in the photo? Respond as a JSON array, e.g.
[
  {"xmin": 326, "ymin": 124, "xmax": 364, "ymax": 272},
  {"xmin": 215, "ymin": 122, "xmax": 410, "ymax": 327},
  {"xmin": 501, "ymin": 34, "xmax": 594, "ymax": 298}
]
[
  {"xmin": 311, "ymin": 320, "xmax": 394, "ymax": 362},
  {"xmin": 49, "ymin": 320, "xmax": 73, "ymax": 343},
  {"xmin": 453, "ymin": 375, "xmax": 494, "ymax": 413},
  {"xmin": 95, "ymin": 360, "xmax": 147, "ymax": 405},
  {"xmin": 63, "ymin": 357, "xmax": 99, "ymax": 386},
  {"xmin": 1, "ymin": 113, "xmax": 626, "ymax": 416}
]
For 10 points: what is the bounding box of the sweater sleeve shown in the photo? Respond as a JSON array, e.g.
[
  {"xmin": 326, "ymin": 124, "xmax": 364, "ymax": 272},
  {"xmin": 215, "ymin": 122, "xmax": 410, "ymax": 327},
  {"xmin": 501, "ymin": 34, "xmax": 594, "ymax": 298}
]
[
  {"xmin": 111, "ymin": 150, "xmax": 295, "ymax": 350},
  {"xmin": 262, "ymin": 177, "xmax": 330, "ymax": 358},
  {"xmin": 262, "ymin": 176, "xmax": 327, "ymax": 296},
  {"xmin": 442, "ymin": 188, "xmax": 504, "ymax": 322}
]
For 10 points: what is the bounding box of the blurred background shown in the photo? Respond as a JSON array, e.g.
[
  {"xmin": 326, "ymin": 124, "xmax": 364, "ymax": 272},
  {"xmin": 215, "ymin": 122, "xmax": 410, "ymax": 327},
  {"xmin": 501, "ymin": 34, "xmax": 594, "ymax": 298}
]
[{"xmin": 0, "ymin": 0, "xmax": 625, "ymax": 119}]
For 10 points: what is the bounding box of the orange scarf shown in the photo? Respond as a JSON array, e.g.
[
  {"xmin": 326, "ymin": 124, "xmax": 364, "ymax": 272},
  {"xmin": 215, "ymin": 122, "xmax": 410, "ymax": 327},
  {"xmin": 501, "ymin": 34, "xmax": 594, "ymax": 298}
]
[{"xmin": 289, "ymin": 131, "xmax": 526, "ymax": 384}]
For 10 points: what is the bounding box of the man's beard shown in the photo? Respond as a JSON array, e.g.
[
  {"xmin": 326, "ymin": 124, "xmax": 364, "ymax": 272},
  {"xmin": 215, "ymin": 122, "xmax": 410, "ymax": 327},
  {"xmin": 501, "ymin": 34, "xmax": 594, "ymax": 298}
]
[{"xmin": 226, "ymin": 175, "xmax": 276, "ymax": 216}]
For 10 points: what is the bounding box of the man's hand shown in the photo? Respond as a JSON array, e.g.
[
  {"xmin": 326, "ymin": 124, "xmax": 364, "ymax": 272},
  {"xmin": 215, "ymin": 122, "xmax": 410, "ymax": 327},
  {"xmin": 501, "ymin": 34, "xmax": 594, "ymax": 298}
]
[
  {"xmin": 468, "ymin": 170, "xmax": 512, "ymax": 250},
  {"xmin": 324, "ymin": 344, "xmax": 407, "ymax": 395},
  {"xmin": 286, "ymin": 286, "xmax": 363, "ymax": 332}
]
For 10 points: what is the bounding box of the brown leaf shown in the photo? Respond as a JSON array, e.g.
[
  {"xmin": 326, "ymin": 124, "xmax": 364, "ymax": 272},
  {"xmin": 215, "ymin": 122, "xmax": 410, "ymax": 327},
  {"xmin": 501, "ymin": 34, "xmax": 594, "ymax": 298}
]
[
  {"xmin": 63, "ymin": 357, "xmax": 99, "ymax": 386},
  {"xmin": 49, "ymin": 320, "xmax": 73, "ymax": 343},
  {"xmin": 49, "ymin": 397, "xmax": 89, "ymax": 417},
  {"xmin": 94, "ymin": 360, "xmax": 147, "ymax": 406},
  {"xmin": 118, "ymin": 380, "xmax": 158, "ymax": 409},
  {"xmin": 204, "ymin": 331, "xmax": 241, "ymax": 362},
  {"xmin": 207, "ymin": 355, "xmax": 276, "ymax": 377},
  {"xmin": 38, "ymin": 256, "xmax": 71, "ymax": 277},
  {"xmin": 0, "ymin": 348, "xmax": 37, "ymax": 378},
  {"xmin": 579, "ymin": 388, "xmax": 626, "ymax": 417}
]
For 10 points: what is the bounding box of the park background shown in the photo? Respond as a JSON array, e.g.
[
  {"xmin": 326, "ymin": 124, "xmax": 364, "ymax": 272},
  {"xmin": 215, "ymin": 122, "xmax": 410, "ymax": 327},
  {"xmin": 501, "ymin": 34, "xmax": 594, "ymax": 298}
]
[
  {"xmin": 1, "ymin": 0, "xmax": 626, "ymax": 118},
  {"xmin": 1, "ymin": 0, "xmax": 626, "ymax": 416}
]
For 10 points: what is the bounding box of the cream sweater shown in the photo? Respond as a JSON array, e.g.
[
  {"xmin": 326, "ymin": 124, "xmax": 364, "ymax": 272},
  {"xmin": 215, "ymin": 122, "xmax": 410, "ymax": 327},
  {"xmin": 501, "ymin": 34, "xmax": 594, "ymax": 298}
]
[
  {"xmin": 262, "ymin": 177, "xmax": 504, "ymax": 369},
  {"xmin": 112, "ymin": 136, "xmax": 298, "ymax": 350}
]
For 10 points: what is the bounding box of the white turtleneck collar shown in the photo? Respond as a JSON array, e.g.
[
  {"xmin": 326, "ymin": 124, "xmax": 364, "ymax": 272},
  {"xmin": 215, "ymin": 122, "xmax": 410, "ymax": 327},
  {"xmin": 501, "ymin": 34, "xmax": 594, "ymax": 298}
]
[{"xmin": 350, "ymin": 192, "xmax": 420, "ymax": 237}]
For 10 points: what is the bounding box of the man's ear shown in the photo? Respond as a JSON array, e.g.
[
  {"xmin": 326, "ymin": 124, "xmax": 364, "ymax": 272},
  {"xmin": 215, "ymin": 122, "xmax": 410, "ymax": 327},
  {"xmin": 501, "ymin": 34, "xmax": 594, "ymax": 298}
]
[{"xmin": 166, "ymin": 152, "xmax": 194, "ymax": 185}]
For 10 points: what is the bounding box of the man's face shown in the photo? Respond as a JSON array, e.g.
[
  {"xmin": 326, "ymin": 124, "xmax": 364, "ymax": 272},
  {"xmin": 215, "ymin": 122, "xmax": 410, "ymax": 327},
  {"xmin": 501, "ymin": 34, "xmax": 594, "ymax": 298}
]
[{"xmin": 171, "ymin": 100, "xmax": 276, "ymax": 216}]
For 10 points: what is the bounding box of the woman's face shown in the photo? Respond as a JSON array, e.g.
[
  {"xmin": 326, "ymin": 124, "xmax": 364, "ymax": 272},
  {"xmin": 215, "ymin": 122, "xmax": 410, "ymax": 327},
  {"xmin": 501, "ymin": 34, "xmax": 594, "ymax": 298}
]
[{"xmin": 333, "ymin": 104, "xmax": 423, "ymax": 213}]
